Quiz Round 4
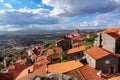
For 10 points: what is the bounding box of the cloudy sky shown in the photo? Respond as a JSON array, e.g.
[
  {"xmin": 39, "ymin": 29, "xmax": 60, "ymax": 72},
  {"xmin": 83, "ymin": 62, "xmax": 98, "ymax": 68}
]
[{"xmin": 0, "ymin": 0, "xmax": 120, "ymax": 31}]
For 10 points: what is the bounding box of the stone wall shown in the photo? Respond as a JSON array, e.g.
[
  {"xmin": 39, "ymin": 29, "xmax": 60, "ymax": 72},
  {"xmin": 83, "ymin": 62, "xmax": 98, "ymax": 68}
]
[
  {"xmin": 67, "ymin": 52, "xmax": 84, "ymax": 60},
  {"xmin": 102, "ymin": 33, "xmax": 116, "ymax": 52},
  {"xmin": 85, "ymin": 53, "xmax": 96, "ymax": 68},
  {"xmin": 96, "ymin": 55, "xmax": 119, "ymax": 73}
]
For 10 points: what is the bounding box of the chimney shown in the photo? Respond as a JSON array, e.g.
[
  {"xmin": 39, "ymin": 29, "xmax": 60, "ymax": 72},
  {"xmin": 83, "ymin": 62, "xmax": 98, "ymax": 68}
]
[
  {"xmin": 46, "ymin": 64, "xmax": 48, "ymax": 73},
  {"xmin": 28, "ymin": 69, "xmax": 31, "ymax": 74},
  {"xmin": 118, "ymin": 30, "xmax": 120, "ymax": 34},
  {"xmin": 97, "ymin": 70, "xmax": 102, "ymax": 77},
  {"xmin": 99, "ymin": 33, "xmax": 103, "ymax": 48}
]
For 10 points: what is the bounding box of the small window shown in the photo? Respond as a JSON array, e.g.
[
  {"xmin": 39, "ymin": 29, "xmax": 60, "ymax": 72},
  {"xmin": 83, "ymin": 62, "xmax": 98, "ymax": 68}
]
[{"xmin": 105, "ymin": 60, "xmax": 110, "ymax": 64}]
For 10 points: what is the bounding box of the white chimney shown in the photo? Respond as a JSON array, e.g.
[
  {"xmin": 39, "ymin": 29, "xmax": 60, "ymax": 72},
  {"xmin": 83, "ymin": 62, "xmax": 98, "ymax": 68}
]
[{"xmin": 97, "ymin": 70, "xmax": 102, "ymax": 77}]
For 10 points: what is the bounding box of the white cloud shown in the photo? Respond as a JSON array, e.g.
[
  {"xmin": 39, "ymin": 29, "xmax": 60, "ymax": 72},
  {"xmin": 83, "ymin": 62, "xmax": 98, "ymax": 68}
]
[
  {"xmin": 37, "ymin": 4, "xmax": 41, "ymax": 7},
  {"xmin": 0, "ymin": 0, "xmax": 4, "ymax": 2},
  {"xmin": 0, "ymin": 25, "xmax": 24, "ymax": 31},
  {"xmin": 0, "ymin": 8, "xmax": 60, "ymax": 31},
  {"xmin": 0, "ymin": 0, "xmax": 120, "ymax": 31},
  {"xmin": 4, "ymin": 3, "xmax": 13, "ymax": 9},
  {"xmin": 42, "ymin": 0, "xmax": 120, "ymax": 17}
]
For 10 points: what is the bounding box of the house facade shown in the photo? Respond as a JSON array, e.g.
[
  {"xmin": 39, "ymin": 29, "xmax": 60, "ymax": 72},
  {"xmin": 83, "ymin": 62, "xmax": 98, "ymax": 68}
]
[
  {"xmin": 96, "ymin": 55, "xmax": 119, "ymax": 73},
  {"xmin": 94, "ymin": 28, "xmax": 120, "ymax": 54},
  {"xmin": 56, "ymin": 38, "xmax": 72, "ymax": 51},
  {"xmin": 85, "ymin": 46, "xmax": 120, "ymax": 73},
  {"xmin": 67, "ymin": 46, "xmax": 85, "ymax": 60}
]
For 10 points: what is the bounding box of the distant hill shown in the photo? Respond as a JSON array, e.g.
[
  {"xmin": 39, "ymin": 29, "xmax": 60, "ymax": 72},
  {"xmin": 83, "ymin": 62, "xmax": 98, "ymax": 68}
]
[{"xmin": 0, "ymin": 29, "xmax": 104, "ymax": 35}]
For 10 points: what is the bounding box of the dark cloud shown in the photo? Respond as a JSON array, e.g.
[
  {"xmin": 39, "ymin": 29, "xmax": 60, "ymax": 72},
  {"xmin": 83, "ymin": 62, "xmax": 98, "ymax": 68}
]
[{"xmin": 43, "ymin": 0, "xmax": 120, "ymax": 17}]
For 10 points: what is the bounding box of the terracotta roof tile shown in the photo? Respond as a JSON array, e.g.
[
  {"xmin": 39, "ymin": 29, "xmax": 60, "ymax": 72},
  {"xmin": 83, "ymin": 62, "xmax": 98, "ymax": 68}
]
[
  {"xmin": 15, "ymin": 65, "xmax": 33, "ymax": 80},
  {"xmin": 37, "ymin": 55, "xmax": 47, "ymax": 62},
  {"xmin": 102, "ymin": 27, "xmax": 120, "ymax": 33},
  {"xmin": 72, "ymin": 36, "xmax": 82, "ymax": 41},
  {"xmin": 53, "ymin": 47, "xmax": 63, "ymax": 53},
  {"xmin": 86, "ymin": 46, "xmax": 110, "ymax": 60},
  {"xmin": 15, "ymin": 59, "xmax": 49, "ymax": 80},
  {"xmin": 67, "ymin": 46, "xmax": 85, "ymax": 54},
  {"xmin": 48, "ymin": 53, "xmax": 61, "ymax": 59},
  {"xmin": 78, "ymin": 65, "xmax": 105, "ymax": 80},
  {"xmin": 86, "ymin": 46, "xmax": 119, "ymax": 60},
  {"xmin": 56, "ymin": 37, "xmax": 71, "ymax": 43},
  {"xmin": 7, "ymin": 64, "xmax": 31, "ymax": 80},
  {"xmin": 72, "ymin": 42, "xmax": 84, "ymax": 46},
  {"xmin": 107, "ymin": 32, "xmax": 120, "ymax": 38},
  {"xmin": 48, "ymin": 60, "xmax": 84, "ymax": 73},
  {"xmin": 47, "ymin": 49, "xmax": 54, "ymax": 56},
  {"xmin": 18, "ymin": 65, "xmax": 47, "ymax": 80}
]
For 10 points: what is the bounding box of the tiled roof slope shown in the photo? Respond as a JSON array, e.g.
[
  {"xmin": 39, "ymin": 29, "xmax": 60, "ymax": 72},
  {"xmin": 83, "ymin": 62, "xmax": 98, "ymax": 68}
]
[
  {"xmin": 86, "ymin": 46, "xmax": 119, "ymax": 60},
  {"xmin": 78, "ymin": 65, "xmax": 106, "ymax": 80},
  {"xmin": 102, "ymin": 27, "xmax": 120, "ymax": 33},
  {"xmin": 107, "ymin": 32, "xmax": 120, "ymax": 38},
  {"xmin": 67, "ymin": 46, "xmax": 85, "ymax": 54},
  {"xmin": 48, "ymin": 60, "xmax": 83, "ymax": 73}
]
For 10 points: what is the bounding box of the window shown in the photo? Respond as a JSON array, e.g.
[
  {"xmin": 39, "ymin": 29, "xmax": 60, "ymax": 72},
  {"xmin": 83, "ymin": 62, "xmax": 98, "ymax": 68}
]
[{"xmin": 105, "ymin": 60, "xmax": 110, "ymax": 64}]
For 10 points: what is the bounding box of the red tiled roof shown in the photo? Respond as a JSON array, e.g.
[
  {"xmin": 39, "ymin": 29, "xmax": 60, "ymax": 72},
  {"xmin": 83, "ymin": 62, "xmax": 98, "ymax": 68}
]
[
  {"xmin": 7, "ymin": 64, "xmax": 30, "ymax": 80},
  {"xmin": 83, "ymin": 33, "xmax": 89, "ymax": 37},
  {"xmin": 48, "ymin": 60, "xmax": 84, "ymax": 73},
  {"xmin": 37, "ymin": 45, "xmax": 45, "ymax": 53},
  {"xmin": 13, "ymin": 59, "xmax": 49, "ymax": 80},
  {"xmin": 37, "ymin": 55, "xmax": 47, "ymax": 62},
  {"xmin": 18, "ymin": 65, "xmax": 47, "ymax": 80},
  {"xmin": 15, "ymin": 65, "xmax": 33, "ymax": 80},
  {"xmin": 53, "ymin": 47, "xmax": 63, "ymax": 53},
  {"xmin": 48, "ymin": 52, "xmax": 61, "ymax": 59},
  {"xmin": 72, "ymin": 36, "xmax": 81, "ymax": 41},
  {"xmin": 45, "ymin": 47, "xmax": 62, "ymax": 60},
  {"xmin": 107, "ymin": 32, "xmax": 120, "ymax": 38},
  {"xmin": 102, "ymin": 27, "xmax": 120, "ymax": 33},
  {"xmin": 72, "ymin": 42, "xmax": 84, "ymax": 46},
  {"xmin": 47, "ymin": 49, "xmax": 54, "ymax": 56},
  {"xmin": 56, "ymin": 37, "xmax": 71, "ymax": 43},
  {"xmin": 86, "ymin": 46, "xmax": 110, "ymax": 60},
  {"xmin": 67, "ymin": 46, "xmax": 85, "ymax": 54},
  {"xmin": 78, "ymin": 65, "xmax": 105, "ymax": 80},
  {"xmin": 40, "ymin": 59, "xmax": 49, "ymax": 65},
  {"xmin": 86, "ymin": 46, "xmax": 119, "ymax": 60}
]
